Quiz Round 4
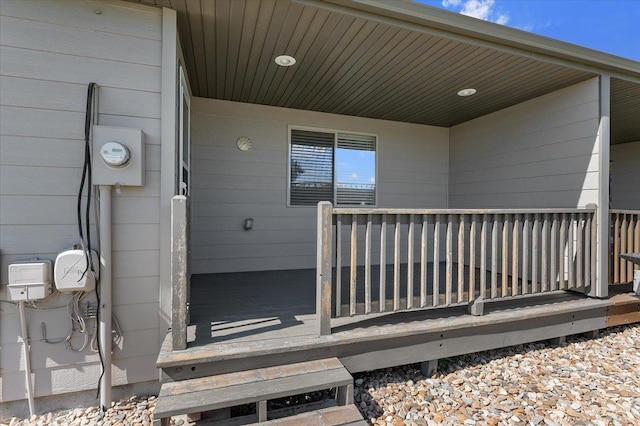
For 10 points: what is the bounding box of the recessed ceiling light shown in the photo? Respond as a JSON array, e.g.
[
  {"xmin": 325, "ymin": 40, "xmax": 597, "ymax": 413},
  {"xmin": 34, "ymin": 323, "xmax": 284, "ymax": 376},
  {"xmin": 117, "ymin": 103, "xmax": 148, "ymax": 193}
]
[
  {"xmin": 275, "ymin": 55, "xmax": 296, "ymax": 67},
  {"xmin": 457, "ymin": 88, "xmax": 477, "ymax": 97}
]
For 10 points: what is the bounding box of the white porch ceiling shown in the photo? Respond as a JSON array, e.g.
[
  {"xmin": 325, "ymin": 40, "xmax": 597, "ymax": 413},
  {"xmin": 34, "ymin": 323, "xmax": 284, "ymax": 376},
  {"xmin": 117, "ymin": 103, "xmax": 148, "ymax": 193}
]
[{"xmin": 136, "ymin": 0, "xmax": 639, "ymax": 145}]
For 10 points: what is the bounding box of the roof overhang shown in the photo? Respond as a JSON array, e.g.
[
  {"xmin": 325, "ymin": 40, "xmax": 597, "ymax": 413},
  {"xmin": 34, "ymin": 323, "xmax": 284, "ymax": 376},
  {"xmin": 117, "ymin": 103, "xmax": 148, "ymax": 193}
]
[{"xmin": 138, "ymin": 0, "xmax": 640, "ymax": 144}]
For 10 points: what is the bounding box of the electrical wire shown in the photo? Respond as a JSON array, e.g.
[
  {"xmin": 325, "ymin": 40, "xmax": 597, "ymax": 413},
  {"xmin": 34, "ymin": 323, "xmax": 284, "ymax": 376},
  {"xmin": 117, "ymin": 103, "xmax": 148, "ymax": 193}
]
[{"xmin": 77, "ymin": 82, "xmax": 105, "ymax": 402}]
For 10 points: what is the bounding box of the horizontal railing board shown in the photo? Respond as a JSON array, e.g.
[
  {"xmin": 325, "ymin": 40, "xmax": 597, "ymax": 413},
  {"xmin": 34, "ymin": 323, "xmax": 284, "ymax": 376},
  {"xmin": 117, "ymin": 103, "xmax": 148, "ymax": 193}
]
[{"xmin": 334, "ymin": 208, "xmax": 595, "ymax": 215}]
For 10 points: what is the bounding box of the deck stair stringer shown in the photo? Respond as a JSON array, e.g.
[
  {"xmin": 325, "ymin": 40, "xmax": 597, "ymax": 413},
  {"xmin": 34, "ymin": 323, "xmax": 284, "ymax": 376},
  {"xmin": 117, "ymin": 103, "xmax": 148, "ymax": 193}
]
[{"xmin": 152, "ymin": 357, "xmax": 358, "ymax": 425}]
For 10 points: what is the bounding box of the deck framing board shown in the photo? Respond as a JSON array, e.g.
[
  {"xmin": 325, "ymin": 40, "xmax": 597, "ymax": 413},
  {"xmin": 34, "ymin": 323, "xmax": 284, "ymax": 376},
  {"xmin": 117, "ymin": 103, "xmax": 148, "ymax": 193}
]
[{"xmin": 157, "ymin": 292, "xmax": 639, "ymax": 381}]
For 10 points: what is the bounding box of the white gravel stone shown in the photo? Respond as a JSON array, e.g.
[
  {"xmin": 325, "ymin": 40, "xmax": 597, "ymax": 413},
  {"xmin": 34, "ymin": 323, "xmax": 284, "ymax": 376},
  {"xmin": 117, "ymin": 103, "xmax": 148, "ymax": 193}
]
[
  {"xmin": 3, "ymin": 324, "xmax": 639, "ymax": 425},
  {"xmin": 353, "ymin": 324, "xmax": 640, "ymax": 425},
  {"xmin": 1, "ymin": 396, "xmax": 166, "ymax": 426}
]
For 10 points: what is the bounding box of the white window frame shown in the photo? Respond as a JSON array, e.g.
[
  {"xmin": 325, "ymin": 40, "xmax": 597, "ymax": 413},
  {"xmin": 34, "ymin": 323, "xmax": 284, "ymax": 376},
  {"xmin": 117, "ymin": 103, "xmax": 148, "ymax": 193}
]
[{"xmin": 287, "ymin": 125, "xmax": 378, "ymax": 208}]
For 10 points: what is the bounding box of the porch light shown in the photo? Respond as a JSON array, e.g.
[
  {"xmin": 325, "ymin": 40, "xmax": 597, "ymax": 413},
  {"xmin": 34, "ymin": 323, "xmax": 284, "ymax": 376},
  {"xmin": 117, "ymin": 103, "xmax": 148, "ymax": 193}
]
[
  {"xmin": 457, "ymin": 88, "xmax": 477, "ymax": 97},
  {"xmin": 275, "ymin": 55, "xmax": 296, "ymax": 67}
]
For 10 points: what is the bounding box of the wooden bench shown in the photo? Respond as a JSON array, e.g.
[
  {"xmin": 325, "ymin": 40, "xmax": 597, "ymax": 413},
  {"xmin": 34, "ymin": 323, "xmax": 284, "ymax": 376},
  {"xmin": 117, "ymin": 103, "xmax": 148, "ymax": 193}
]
[{"xmin": 153, "ymin": 358, "xmax": 354, "ymax": 425}]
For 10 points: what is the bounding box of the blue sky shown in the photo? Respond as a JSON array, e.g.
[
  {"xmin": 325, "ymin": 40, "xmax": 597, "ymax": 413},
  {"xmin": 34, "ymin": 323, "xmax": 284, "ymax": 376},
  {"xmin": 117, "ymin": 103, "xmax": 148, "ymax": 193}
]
[{"xmin": 415, "ymin": 0, "xmax": 640, "ymax": 61}]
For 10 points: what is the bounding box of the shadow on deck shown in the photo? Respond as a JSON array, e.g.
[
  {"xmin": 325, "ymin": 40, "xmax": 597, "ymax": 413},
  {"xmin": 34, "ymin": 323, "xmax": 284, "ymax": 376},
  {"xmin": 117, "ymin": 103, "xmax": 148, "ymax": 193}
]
[{"xmin": 188, "ymin": 264, "xmax": 600, "ymax": 346}]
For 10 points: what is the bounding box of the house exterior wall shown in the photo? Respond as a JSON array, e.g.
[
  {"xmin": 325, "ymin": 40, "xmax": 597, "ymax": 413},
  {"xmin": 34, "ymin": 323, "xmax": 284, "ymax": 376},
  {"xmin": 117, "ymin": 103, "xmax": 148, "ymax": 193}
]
[
  {"xmin": 449, "ymin": 78, "xmax": 601, "ymax": 209},
  {"xmin": 190, "ymin": 98, "xmax": 449, "ymax": 274},
  {"xmin": 0, "ymin": 0, "xmax": 162, "ymax": 404},
  {"xmin": 610, "ymin": 141, "xmax": 640, "ymax": 210}
]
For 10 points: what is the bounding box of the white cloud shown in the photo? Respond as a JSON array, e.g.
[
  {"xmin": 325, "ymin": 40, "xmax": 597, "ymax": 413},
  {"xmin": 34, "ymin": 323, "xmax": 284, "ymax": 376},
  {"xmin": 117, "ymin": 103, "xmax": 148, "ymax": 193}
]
[
  {"xmin": 350, "ymin": 173, "xmax": 359, "ymax": 180},
  {"xmin": 442, "ymin": 0, "xmax": 510, "ymax": 25},
  {"xmin": 495, "ymin": 13, "xmax": 509, "ymax": 25},
  {"xmin": 460, "ymin": 0, "xmax": 493, "ymax": 20},
  {"xmin": 369, "ymin": 177, "xmax": 375, "ymax": 183}
]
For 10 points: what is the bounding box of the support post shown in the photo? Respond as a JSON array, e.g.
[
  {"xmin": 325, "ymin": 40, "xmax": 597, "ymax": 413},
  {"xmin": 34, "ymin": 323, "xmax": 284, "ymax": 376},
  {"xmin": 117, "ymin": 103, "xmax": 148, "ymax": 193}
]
[
  {"xmin": 595, "ymin": 74, "xmax": 610, "ymax": 298},
  {"xmin": 551, "ymin": 335, "xmax": 567, "ymax": 346},
  {"xmin": 171, "ymin": 195, "xmax": 189, "ymax": 350},
  {"xmin": 420, "ymin": 359, "xmax": 438, "ymax": 377},
  {"xmin": 258, "ymin": 400, "xmax": 267, "ymax": 422},
  {"xmin": 468, "ymin": 298, "xmax": 484, "ymax": 316},
  {"xmin": 336, "ymin": 384, "xmax": 354, "ymax": 405},
  {"xmin": 317, "ymin": 202, "xmax": 333, "ymax": 336}
]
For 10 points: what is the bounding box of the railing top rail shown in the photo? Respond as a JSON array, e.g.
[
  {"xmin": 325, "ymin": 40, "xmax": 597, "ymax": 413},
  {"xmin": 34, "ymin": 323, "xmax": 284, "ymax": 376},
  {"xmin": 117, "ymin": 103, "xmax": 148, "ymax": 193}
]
[
  {"xmin": 332, "ymin": 207, "xmax": 596, "ymax": 215},
  {"xmin": 610, "ymin": 209, "xmax": 640, "ymax": 215}
]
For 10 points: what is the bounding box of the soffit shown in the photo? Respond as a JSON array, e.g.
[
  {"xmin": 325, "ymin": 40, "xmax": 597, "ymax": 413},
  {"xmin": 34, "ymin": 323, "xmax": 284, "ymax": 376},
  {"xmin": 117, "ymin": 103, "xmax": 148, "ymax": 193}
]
[{"xmin": 136, "ymin": 0, "xmax": 638, "ymax": 144}]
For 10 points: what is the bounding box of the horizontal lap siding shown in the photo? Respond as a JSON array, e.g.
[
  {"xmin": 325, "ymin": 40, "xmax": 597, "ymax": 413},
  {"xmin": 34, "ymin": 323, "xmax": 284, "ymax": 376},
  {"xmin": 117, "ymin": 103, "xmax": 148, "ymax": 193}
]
[
  {"xmin": 448, "ymin": 79, "xmax": 601, "ymax": 283},
  {"xmin": 0, "ymin": 0, "xmax": 162, "ymax": 402},
  {"xmin": 610, "ymin": 141, "xmax": 640, "ymax": 210},
  {"xmin": 449, "ymin": 78, "xmax": 601, "ymax": 209},
  {"xmin": 191, "ymin": 98, "xmax": 448, "ymax": 274}
]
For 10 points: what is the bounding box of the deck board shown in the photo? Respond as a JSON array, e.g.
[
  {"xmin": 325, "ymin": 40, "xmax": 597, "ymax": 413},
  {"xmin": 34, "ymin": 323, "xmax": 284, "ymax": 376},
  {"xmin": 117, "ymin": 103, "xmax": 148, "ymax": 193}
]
[
  {"xmin": 188, "ymin": 263, "xmax": 535, "ymax": 346},
  {"xmin": 161, "ymin": 270, "xmax": 639, "ymax": 377}
]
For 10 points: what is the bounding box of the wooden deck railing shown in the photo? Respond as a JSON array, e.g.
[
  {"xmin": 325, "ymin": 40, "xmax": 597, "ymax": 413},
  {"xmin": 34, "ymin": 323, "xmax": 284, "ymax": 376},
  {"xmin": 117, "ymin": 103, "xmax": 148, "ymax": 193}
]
[
  {"xmin": 610, "ymin": 209, "xmax": 640, "ymax": 285},
  {"xmin": 317, "ymin": 202, "xmax": 598, "ymax": 335}
]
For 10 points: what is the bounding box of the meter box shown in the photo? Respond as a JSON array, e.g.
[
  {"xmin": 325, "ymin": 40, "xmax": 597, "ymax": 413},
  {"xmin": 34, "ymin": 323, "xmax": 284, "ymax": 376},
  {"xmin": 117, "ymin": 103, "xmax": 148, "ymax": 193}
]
[
  {"xmin": 92, "ymin": 125, "xmax": 145, "ymax": 186},
  {"xmin": 54, "ymin": 250, "xmax": 99, "ymax": 292},
  {"xmin": 8, "ymin": 261, "xmax": 53, "ymax": 301}
]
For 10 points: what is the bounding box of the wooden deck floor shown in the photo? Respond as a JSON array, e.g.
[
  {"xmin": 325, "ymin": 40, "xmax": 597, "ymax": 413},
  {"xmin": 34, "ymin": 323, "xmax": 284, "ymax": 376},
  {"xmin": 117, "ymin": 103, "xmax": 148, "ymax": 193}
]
[
  {"xmin": 158, "ymin": 269, "xmax": 638, "ymax": 382},
  {"xmin": 188, "ymin": 264, "xmax": 588, "ymax": 346},
  {"xmin": 189, "ymin": 264, "xmax": 481, "ymax": 346}
]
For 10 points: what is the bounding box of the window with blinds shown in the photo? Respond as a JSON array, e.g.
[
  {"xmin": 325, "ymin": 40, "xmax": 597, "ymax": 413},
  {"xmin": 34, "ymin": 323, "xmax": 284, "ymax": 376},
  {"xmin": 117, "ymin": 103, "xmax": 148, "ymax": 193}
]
[{"xmin": 289, "ymin": 128, "xmax": 376, "ymax": 206}]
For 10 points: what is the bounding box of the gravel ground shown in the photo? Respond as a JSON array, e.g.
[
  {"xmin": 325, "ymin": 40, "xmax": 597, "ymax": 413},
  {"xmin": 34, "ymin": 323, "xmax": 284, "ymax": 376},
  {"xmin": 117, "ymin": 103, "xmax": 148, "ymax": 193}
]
[
  {"xmin": 3, "ymin": 323, "xmax": 639, "ymax": 426},
  {"xmin": 354, "ymin": 324, "xmax": 640, "ymax": 425}
]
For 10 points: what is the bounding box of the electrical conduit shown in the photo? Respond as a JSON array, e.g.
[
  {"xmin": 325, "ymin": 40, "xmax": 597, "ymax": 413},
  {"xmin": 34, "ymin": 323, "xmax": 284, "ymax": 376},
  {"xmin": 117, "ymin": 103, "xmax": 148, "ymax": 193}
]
[
  {"xmin": 18, "ymin": 300, "xmax": 35, "ymax": 416},
  {"xmin": 98, "ymin": 185, "xmax": 112, "ymax": 411}
]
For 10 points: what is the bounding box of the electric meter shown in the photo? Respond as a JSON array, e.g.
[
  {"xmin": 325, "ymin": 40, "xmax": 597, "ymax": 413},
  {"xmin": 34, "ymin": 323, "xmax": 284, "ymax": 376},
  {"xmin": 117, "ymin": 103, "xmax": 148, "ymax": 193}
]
[{"xmin": 100, "ymin": 141, "xmax": 130, "ymax": 168}]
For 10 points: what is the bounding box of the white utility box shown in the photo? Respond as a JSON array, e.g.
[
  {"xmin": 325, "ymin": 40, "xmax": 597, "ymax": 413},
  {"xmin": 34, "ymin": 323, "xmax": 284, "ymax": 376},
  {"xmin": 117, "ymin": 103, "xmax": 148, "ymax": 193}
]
[
  {"xmin": 8, "ymin": 261, "xmax": 53, "ymax": 301},
  {"xmin": 54, "ymin": 250, "xmax": 99, "ymax": 292},
  {"xmin": 92, "ymin": 125, "xmax": 145, "ymax": 186}
]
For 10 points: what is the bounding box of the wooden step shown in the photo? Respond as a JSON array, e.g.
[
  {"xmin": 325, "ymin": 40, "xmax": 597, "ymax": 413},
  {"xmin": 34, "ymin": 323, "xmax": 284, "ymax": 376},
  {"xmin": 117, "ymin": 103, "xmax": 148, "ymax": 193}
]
[
  {"xmin": 153, "ymin": 358, "xmax": 353, "ymax": 422},
  {"xmin": 253, "ymin": 405, "xmax": 368, "ymax": 426}
]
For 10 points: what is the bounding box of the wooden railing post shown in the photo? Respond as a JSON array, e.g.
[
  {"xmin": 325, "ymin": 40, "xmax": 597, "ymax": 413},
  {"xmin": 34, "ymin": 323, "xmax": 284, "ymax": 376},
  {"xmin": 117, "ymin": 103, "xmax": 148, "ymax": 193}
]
[
  {"xmin": 171, "ymin": 195, "xmax": 189, "ymax": 351},
  {"xmin": 317, "ymin": 201, "xmax": 333, "ymax": 336}
]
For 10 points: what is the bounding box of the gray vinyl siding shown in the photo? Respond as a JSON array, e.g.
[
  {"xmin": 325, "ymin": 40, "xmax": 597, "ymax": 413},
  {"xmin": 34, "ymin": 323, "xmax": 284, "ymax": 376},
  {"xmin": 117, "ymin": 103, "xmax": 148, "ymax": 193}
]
[
  {"xmin": 611, "ymin": 141, "xmax": 640, "ymax": 210},
  {"xmin": 449, "ymin": 78, "xmax": 601, "ymax": 209},
  {"xmin": 191, "ymin": 98, "xmax": 449, "ymax": 274},
  {"xmin": 0, "ymin": 0, "xmax": 162, "ymax": 402}
]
